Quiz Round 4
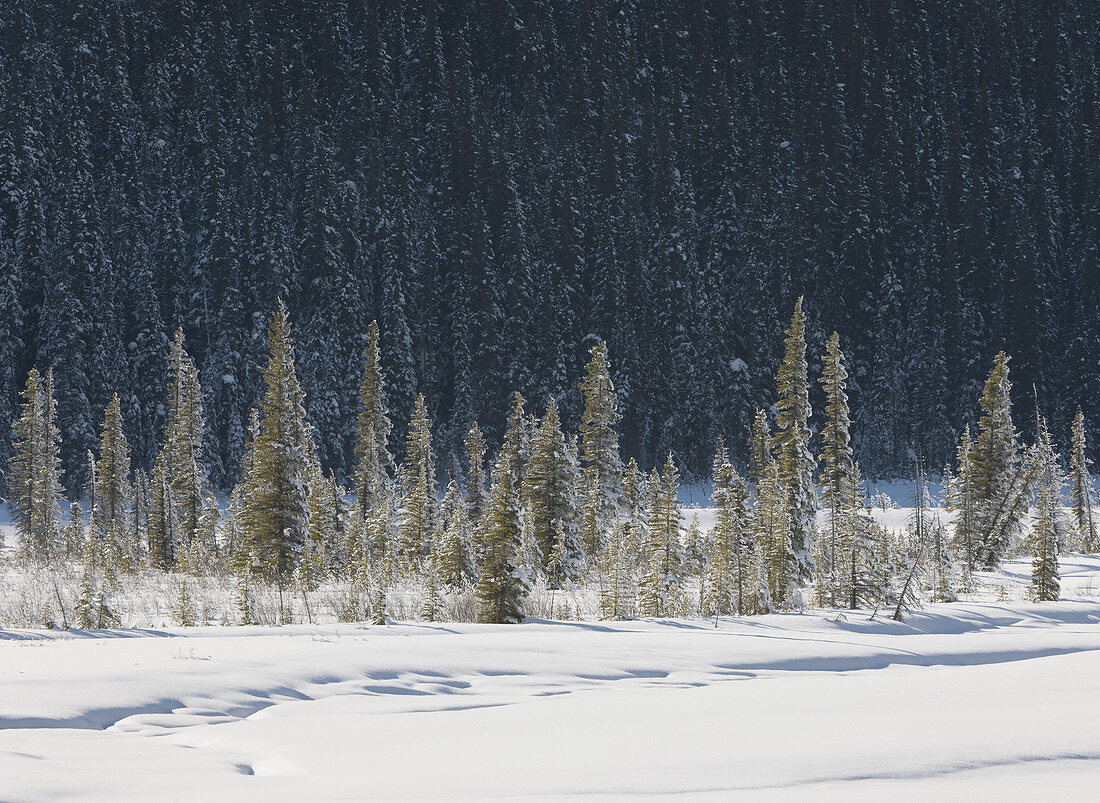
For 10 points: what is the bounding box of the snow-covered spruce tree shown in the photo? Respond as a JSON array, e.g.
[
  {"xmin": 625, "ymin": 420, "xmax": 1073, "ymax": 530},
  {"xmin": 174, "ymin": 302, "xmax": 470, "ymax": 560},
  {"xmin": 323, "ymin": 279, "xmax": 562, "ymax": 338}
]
[
  {"xmin": 475, "ymin": 458, "xmax": 528, "ymax": 624},
  {"xmin": 773, "ymin": 297, "xmax": 816, "ymax": 584},
  {"xmin": 396, "ymin": 393, "xmax": 435, "ymax": 574},
  {"xmin": 599, "ymin": 520, "xmax": 636, "ymax": 620},
  {"xmin": 234, "ymin": 300, "xmax": 314, "ymax": 591},
  {"xmin": 91, "ymin": 394, "xmax": 136, "ymax": 573},
  {"xmin": 74, "ymin": 567, "xmax": 120, "ymax": 629},
  {"xmin": 522, "ymin": 397, "xmax": 584, "ymax": 585},
  {"xmin": 578, "ymin": 340, "xmax": 623, "ymax": 553},
  {"xmin": 162, "ymin": 332, "xmax": 212, "ymax": 567},
  {"xmin": 1028, "ymin": 419, "xmax": 1062, "ymax": 602},
  {"xmin": 1068, "ymin": 410, "xmax": 1098, "ymax": 553},
  {"xmin": 971, "ymin": 352, "xmax": 1029, "ymax": 568},
  {"xmin": 639, "ymin": 454, "xmax": 684, "ymax": 618},
  {"xmin": 749, "ymin": 408, "xmax": 773, "ymax": 487},
  {"xmin": 225, "ymin": 408, "xmax": 260, "ymax": 575},
  {"xmin": 500, "ymin": 392, "xmax": 533, "ymax": 490},
  {"xmin": 174, "ymin": 581, "xmax": 196, "ymax": 627},
  {"xmin": 438, "ymin": 479, "xmax": 475, "ymax": 588},
  {"xmin": 352, "ymin": 320, "xmax": 395, "ymax": 515},
  {"xmin": 814, "ymin": 332, "xmax": 852, "ymax": 606},
  {"xmin": 813, "ymin": 333, "xmax": 879, "ymax": 609},
  {"xmin": 754, "ymin": 461, "xmax": 795, "ymax": 609},
  {"xmin": 465, "ymin": 422, "xmax": 488, "ymax": 527},
  {"xmin": 419, "ymin": 546, "xmax": 446, "ymax": 622},
  {"xmin": 1025, "ymin": 417, "xmax": 1070, "ymax": 553},
  {"xmin": 148, "ymin": 329, "xmax": 212, "ymax": 570},
  {"xmin": 8, "ymin": 368, "xmax": 64, "ymax": 564},
  {"xmin": 703, "ymin": 449, "xmax": 750, "ymax": 616},
  {"xmin": 305, "ymin": 464, "xmax": 344, "ymax": 584},
  {"xmin": 946, "ymin": 424, "xmax": 980, "ymax": 572},
  {"xmin": 235, "ymin": 569, "xmax": 257, "ymax": 626},
  {"xmin": 621, "ymin": 458, "xmax": 647, "ymax": 570}
]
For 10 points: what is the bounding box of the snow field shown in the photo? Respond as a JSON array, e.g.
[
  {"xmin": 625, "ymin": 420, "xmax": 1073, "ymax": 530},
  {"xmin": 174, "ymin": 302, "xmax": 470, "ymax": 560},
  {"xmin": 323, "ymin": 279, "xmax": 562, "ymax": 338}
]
[{"xmin": 3, "ymin": 593, "xmax": 1100, "ymax": 799}]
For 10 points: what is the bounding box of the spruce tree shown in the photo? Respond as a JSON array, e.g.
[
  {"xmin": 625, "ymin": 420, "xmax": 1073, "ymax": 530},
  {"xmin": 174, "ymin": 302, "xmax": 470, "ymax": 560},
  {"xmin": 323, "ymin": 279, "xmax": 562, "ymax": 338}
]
[
  {"xmin": 773, "ymin": 297, "xmax": 816, "ymax": 584},
  {"xmin": 235, "ymin": 301, "xmax": 314, "ymax": 589},
  {"xmin": 946, "ymin": 425, "xmax": 980, "ymax": 571},
  {"xmin": 1068, "ymin": 410, "xmax": 1098, "ymax": 553},
  {"xmin": 475, "ymin": 460, "xmax": 527, "ymax": 624},
  {"xmin": 522, "ymin": 398, "xmax": 584, "ymax": 584},
  {"xmin": 599, "ymin": 522, "xmax": 636, "ymax": 620},
  {"xmin": 353, "ymin": 320, "xmax": 395, "ymax": 513},
  {"xmin": 971, "ymin": 352, "xmax": 1028, "ymax": 568},
  {"xmin": 621, "ymin": 458, "xmax": 647, "ymax": 571},
  {"xmin": 465, "ymin": 422, "xmax": 488, "ymax": 526},
  {"xmin": 150, "ymin": 329, "xmax": 212, "ymax": 569},
  {"xmin": 815, "ymin": 333, "xmax": 850, "ymax": 605},
  {"xmin": 1029, "ymin": 419, "xmax": 1062, "ymax": 602},
  {"xmin": 91, "ymin": 394, "xmax": 135, "ymax": 573},
  {"xmin": 813, "ymin": 333, "xmax": 877, "ymax": 608},
  {"xmin": 500, "ymin": 392, "xmax": 531, "ymax": 490},
  {"xmin": 438, "ymin": 480, "xmax": 475, "ymax": 588},
  {"xmin": 638, "ymin": 454, "xmax": 684, "ymax": 618},
  {"xmin": 578, "ymin": 341, "xmax": 623, "ymax": 548},
  {"xmin": 754, "ymin": 461, "xmax": 794, "ymax": 609},
  {"xmin": 420, "ymin": 546, "xmax": 446, "ymax": 622},
  {"xmin": 703, "ymin": 451, "xmax": 750, "ymax": 616},
  {"xmin": 396, "ymin": 393, "xmax": 435, "ymax": 572},
  {"xmin": 8, "ymin": 369, "xmax": 64, "ymax": 564}
]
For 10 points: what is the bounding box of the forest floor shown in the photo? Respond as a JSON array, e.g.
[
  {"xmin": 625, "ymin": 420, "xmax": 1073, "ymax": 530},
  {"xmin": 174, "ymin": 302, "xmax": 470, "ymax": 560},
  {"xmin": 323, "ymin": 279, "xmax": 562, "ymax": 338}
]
[{"xmin": 2, "ymin": 552, "xmax": 1100, "ymax": 800}]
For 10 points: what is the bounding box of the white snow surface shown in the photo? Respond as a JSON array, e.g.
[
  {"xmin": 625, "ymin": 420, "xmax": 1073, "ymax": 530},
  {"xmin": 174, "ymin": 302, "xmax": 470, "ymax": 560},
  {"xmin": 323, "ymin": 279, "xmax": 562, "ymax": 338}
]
[{"xmin": 5, "ymin": 564, "xmax": 1100, "ymax": 800}]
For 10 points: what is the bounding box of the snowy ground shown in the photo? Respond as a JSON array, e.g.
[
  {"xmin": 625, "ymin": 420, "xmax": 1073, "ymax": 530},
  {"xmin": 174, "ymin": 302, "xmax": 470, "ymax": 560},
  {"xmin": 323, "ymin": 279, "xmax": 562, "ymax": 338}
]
[
  {"xmin": 2, "ymin": 555, "xmax": 1100, "ymax": 800},
  {"xmin": 5, "ymin": 497, "xmax": 1100, "ymax": 798}
]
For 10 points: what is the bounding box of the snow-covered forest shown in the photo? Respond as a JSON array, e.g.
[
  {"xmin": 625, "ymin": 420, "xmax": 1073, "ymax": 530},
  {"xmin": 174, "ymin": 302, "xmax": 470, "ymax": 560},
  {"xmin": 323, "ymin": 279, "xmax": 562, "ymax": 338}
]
[
  {"xmin": 0, "ymin": 0, "xmax": 1097, "ymax": 494},
  {"xmin": 4, "ymin": 298, "xmax": 1100, "ymax": 799},
  {"xmin": 2, "ymin": 297, "xmax": 1095, "ymax": 629},
  {"xmin": 4, "ymin": 2, "xmax": 1100, "ymax": 797}
]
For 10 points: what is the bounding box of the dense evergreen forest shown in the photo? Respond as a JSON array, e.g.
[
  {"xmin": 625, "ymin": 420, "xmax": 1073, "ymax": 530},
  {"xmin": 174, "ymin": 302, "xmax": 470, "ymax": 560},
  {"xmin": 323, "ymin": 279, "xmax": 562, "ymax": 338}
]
[{"xmin": 0, "ymin": 0, "xmax": 1097, "ymax": 495}]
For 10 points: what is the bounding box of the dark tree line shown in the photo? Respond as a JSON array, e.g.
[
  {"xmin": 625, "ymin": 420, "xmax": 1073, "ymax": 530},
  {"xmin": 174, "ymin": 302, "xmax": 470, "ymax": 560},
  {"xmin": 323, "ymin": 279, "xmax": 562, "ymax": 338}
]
[{"xmin": 0, "ymin": 0, "xmax": 1096, "ymax": 495}]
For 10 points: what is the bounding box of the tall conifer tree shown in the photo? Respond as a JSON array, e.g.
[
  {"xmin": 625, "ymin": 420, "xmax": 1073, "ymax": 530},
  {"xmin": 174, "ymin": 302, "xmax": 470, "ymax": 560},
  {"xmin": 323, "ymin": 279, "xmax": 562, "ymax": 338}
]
[
  {"xmin": 755, "ymin": 461, "xmax": 794, "ymax": 609},
  {"xmin": 1068, "ymin": 411, "xmax": 1098, "ymax": 553},
  {"xmin": 638, "ymin": 454, "xmax": 684, "ymax": 618},
  {"xmin": 396, "ymin": 393, "xmax": 435, "ymax": 571},
  {"xmin": 1029, "ymin": 418, "xmax": 1062, "ymax": 602},
  {"xmin": 773, "ymin": 297, "xmax": 816, "ymax": 584},
  {"xmin": 8, "ymin": 369, "xmax": 64, "ymax": 564},
  {"xmin": 91, "ymin": 394, "xmax": 135, "ymax": 571},
  {"xmin": 971, "ymin": 352, "xmax": 1028, "ymax": 568},
  {"xmin": 578, "ymin": 341, "xmax": 623, "ymax": 548},
  {"xmin": 522, "ymin": 398, "xmax": 583, "ymax": 584},
  {"xmin": 353, "ymin": 320, "xmax": 395, "ymax": 513},
  {"xmin": 235, "ymin": 301, "xmax": 314, "ymax": 588},
  {"xmin": 475, "ymin": 458, "xmax": 527, "ymax": 624},
  {"xmin": 149, "ymin": 329, "xmax": 211, "ymax": 569}
]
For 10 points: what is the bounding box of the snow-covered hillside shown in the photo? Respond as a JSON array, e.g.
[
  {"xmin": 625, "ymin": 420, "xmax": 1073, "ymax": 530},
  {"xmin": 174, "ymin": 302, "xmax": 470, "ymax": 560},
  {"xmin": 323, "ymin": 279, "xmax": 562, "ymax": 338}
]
[{"xmin": 3, "ymin": 557, "xmax": 1100, "ymax": 800}]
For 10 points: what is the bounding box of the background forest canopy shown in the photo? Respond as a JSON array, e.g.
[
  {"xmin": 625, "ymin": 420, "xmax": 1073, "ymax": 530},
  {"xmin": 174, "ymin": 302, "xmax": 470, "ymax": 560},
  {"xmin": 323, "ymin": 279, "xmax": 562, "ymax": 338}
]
[{"xmin": 0, "ymin": 0, "xmax": 1097, "ymax": 495}]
